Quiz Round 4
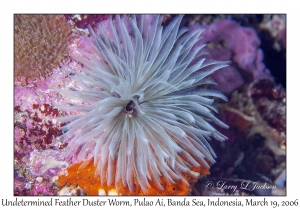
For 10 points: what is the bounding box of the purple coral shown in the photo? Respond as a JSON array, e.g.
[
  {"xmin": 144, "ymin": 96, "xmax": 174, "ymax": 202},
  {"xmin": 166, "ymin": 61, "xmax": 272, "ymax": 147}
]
[{"xmin": 192, "ymin": 19, "xmax": 273, "ymax": 94}]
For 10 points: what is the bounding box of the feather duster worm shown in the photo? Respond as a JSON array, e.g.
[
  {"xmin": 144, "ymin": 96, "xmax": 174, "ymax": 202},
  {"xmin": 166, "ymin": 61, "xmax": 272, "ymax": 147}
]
[{"xmin": 56, "ymin": 15, "xmax": 228, "ymax": 195}]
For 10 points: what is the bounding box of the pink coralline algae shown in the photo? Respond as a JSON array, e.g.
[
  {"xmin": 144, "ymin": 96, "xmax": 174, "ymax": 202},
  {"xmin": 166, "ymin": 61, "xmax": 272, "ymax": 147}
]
[
  {"xmin": 14, "ymin": 67, "xmax": 74, "ymax": 195},
  {"xmin": 14, "ymin": 53, "xmax": 95, "ymax": 195},
  {"xmin": 192, "ymin": 19, "xmax": 273, "ymax": 94}
]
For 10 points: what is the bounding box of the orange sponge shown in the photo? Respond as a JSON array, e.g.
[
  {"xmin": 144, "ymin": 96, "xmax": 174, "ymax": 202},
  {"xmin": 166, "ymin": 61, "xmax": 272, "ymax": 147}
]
[{"xmin": 58, "ymin": 156, "xmax": 210, "ymax": 196}]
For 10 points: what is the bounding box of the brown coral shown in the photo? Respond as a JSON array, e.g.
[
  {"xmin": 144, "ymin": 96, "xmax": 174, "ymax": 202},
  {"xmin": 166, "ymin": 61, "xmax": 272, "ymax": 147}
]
[{"xmin": 14, "ymin": 15, "xmax": 71, "ymax": 79}]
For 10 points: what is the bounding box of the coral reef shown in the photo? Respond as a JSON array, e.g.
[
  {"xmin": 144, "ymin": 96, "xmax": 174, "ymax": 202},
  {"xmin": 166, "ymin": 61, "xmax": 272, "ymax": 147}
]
[
  {"xmin": 13, "ymin": 14, "xmax": 286, "ymax": 196},
  {"xmin": 14, "ymin": 67, "xmax": 73, "ymax": 195},
  {"xmin": 64, "ymin": 14, "xmax": 177, "ymax": 31},
  {"xmin": 229, "ymin": 15, "xmax": 286, "ymax": 88},
  {"xmin": 191, "ymin": 19, "xmax": 273, "ymax": 94},
  {"xmin": 258, "ymin": 15, "xmax": 286, "ymax": 51},
  {"xmin": 14, "ymin": 15, "xmax": 71, "ymax": 80},
  {"xmin": 64, "ymin": 14, "xmax": 110, "ymax": 31},
  {"xmin": 229, "ymin": 14, "xmax": 286, "ymax": 52},
  {"xmin": 250, "ymin": 79, "xmax": 286, "ymax": 134},
  {"xmin": 184, "ymin": 14, "xmax": 286, "ymax": 89},
  {"xmin": 194, "ymin": 80, "xmax": 286, "ymax": 196}
]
